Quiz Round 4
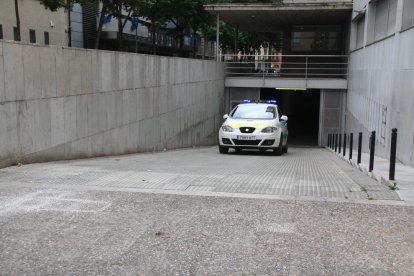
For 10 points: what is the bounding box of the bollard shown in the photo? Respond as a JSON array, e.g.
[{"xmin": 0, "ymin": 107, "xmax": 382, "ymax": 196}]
[
  {"xmin": 338, "ymin": 133, "xmax": 342, "ymax": 154},
  {"xmin": 389, "ymin": 128, "xmax": 397, "ymax": 180},
  {"xmin": 357, "ymin": 132, "xmax": 362, "ymax": 164},
  {"xmin": 349, "ymin": 133, "xmax": 353, "ymax": 160},
  {"xmin": 328, "ymin": 134, "xmax": 331, "ymax": 148},
  {"xmin": 343, "ymin": 133, "xmax": 347, "ymax": 157},
  {"xmin": 369, "ymin": 131, "xmax": 376, "ymax": 172},
  {"xmin": 330, "ymin": 134, "xmax": 333, "ymax": 149},
  {"xmin": 335, "ymin": 134, "xmax": 338, "ymax": 152}
]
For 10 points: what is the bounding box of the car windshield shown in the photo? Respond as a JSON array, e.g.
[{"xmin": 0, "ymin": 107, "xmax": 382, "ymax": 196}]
[{"xmin": 231, "ymin": 105, "xmax": 276, "ymax": 119}]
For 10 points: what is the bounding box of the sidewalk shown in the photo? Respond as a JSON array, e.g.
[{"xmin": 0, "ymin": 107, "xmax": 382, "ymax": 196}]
[{"xmin": 327, "ymin": 147, "xmax": 414, "ymax": 205}]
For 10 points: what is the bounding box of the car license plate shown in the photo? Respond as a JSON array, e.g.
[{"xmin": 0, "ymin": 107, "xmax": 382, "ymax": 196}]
[{"xmin": 237, "ymin": 135, "xmax": 256, "ymax": 140}]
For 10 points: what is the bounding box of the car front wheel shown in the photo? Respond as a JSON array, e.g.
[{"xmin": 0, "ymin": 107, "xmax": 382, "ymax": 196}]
[
  {"xmin": 273, "ymin": 135, "xmax": 283, "ymax": 156},
  {"xmin": 283, "ymin": 141, "xmax": 288, "ymax": 153},
  {"xmin": 219, "ymin": 146, "xmax": 229, "ymax": 154}
]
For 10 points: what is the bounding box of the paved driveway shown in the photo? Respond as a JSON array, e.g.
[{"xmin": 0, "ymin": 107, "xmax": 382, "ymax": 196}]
[
  {"xmin": 1, "ymin": 147, "xmax": 413, "ymax": 275},
  {"xmin": 0, "ymin": 147, "xmax": 400, "ymax": 202}
]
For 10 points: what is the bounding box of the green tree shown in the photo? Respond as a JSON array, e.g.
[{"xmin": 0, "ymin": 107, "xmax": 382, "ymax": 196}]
[
  {"xmin": 189, "ymin": 0, "xmax": 214, "ymax": 57},
  {"xmin": 140, "ymin": 0, "xmax": 170, "ymax": 54},
  {"xmin": 163, "ymin": 0, "xmax": 196, "ymax": 56}
]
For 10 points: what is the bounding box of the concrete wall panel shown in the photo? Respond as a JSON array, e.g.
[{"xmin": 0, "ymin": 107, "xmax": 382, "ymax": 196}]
[
  {"xmin": 0, "ymin": 43, "xmax": 4, "ymax": 103},
  {"xmin": 80, "ymin": 50, "xmax": 93, "ymax": 95},
  {"xmin": 55, "ymin": 47, "xmax": 71, "ymax": 97},
  {"xmin": 0, "ymin": 103, "xmax": 18, "ymax": 160},
  {"xmin": 40, "ymin": 47, "xmax": 57, "ymax": 98},
  {"xmin": 0, "ymin": 41, "xmax": 225, "ymax": 167},
  {"xmin": 23, "ymin": 46, "xmax": 42, "ymax": 100},
  {"xmin": 347, "ymin": 26, "xmax": 414, "ymax": 166},
  {"xmin": 63, "ymin": 96, "xmax": 77, "ymax": 143},
  {"xmin": 3, "ymin": 43, "xmax": 25, "ymax": 102},
  {"xmin": 69, "ymin": 50, "xmax": 82, "ymax": 96}
]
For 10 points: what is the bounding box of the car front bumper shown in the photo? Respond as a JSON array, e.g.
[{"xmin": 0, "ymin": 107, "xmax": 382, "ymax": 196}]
[{"xmin": 219, "ymin": 130, "xmax": 281, "ymax": 149}]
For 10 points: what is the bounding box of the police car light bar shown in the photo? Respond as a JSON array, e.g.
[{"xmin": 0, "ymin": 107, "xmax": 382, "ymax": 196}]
[{"xmin": 242, "ymin": 99, "xmax": 277, "ymax": 104}]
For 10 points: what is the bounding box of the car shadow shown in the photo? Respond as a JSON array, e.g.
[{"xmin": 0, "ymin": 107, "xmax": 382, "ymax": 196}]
[{"xmin": 227, "ymin": 149, "xmax": 284, "ymax": 157}]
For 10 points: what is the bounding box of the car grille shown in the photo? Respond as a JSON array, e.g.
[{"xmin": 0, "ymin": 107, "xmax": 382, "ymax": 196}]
[
  {"xmin": 239, "ymin": 127, "xmax": 255, "ymax": 133},
  {"xmin": 232, "ymin": 139, "xmax": 261, "ymax": 146}
]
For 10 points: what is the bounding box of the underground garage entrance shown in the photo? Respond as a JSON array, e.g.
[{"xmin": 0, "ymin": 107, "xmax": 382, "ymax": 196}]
[{"xmin": 261, "ymin": 88, "xmax": 320, "ymax": 146}]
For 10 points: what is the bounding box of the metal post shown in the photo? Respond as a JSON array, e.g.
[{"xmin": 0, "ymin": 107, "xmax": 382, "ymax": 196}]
[
  {"xmin": 343, "ymin": 133, "xmax": 347, "ymax": 156},
  {"xmin": 305, "ymin": 56, "xmax": 308, "ymax": 82},
  {"xmin": 357, "ymin": 132, "xmax": 362, "ymax": 164},
  {"xmin": 349, "ymin": 133, "xmax": 353, "ymax": 160},
  {"xmin": 328, "ymin": 134, "xmax": 331, "ymax": 148},
  {"xmin": 135, "ymin": 26, "xmax": 138, "ymax": 53},
  {"xmin": 389, "ymin": 128, "xmax": 397, "ymax": 180},
  {"xmin": 330, "ymin": 134, "xmax": 333, "ymax": 149},
  {"xmin": 338, "ymin": 133, "xmax": 342, "ymax": 154},
  {"xmin": 335, "ymin": 133, "xmax": 338, "ymax": 152},
  {"xmin": 216, "ymin": 14, "xmax": 220, "ymax": 61},
  {"xmin": 369, "ymin": 131, "xmax": 376, "ymax": 172},
  {"xmin": 234, "ymin": 25, "xmax": 239, "ymax": 55}
]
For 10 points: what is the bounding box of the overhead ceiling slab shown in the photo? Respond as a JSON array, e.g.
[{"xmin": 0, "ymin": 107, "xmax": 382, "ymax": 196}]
[{"xmin": 205, "ymin": 2, "xmax": 353, "ymax": 32}]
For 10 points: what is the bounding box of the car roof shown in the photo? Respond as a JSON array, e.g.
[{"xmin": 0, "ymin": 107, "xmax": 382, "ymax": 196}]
[{"xmin": 237, "ymin": 103, "xmax": 277, "ymax": 107}]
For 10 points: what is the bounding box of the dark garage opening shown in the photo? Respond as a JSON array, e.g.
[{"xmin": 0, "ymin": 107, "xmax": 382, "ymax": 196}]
[{"xmin": 261, "ymin": 88, "xmax": 320, "ymax": 146}]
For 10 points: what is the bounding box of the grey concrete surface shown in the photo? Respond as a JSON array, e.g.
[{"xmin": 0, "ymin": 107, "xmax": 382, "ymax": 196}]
[
  {"xmin": 0, "ymin": 184, "xmax": 413, "ymax": 275},
  {"xmin": 0, "ymin": 147, "xmax": 401, "ymax": 203},
  {"xmin": 0, "ymin": 40, "xmax": 225, "ymax": 168},
  {"xmin": 0, "ymin": 147, "xmax": 413, "ymax": 275},
  {"xmin": 329, "ymin": 147, "xmax": 414, "ymax": 206}
]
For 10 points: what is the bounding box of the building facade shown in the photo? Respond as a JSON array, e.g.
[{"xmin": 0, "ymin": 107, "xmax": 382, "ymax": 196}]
[
  {"xmin": 347, "ymin": 0, "xmax": 414, "ymax": 166},
  {"xmin": 206, "ymin": 0, "xmax": 352, "ymax": 146},
  {"xmin": 0, "ymin": 0, "xmax": 69, "ymax": 46},
  {"xmin": 206, "ymin": 0, "xmax": 414, "ymax": 166}
]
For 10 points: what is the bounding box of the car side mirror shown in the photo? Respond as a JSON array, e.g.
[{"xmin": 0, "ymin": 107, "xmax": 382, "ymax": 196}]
[
  {"xmin": 223, "ymin": 114, "xmax": 229, "ymax": 120},
  {"xmin": 280, "ymin": 115, "xmax": 288, "ymax": 121}
]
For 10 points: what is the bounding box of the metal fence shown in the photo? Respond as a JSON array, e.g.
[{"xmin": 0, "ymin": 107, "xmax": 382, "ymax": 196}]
[{"xmin": 220, "ymin": 54, "xmax": 349, "ymax": 79}]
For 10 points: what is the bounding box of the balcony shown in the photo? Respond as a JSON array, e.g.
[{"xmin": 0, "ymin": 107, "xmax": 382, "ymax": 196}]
[{"xmin": 221, "ymin": 54, "xmax": 349, "ymax": 89}]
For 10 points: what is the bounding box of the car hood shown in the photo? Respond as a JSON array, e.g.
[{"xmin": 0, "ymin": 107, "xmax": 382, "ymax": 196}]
[{"xmin": 223, "ymin": 118, "xmax": 276, "ymax": 129}]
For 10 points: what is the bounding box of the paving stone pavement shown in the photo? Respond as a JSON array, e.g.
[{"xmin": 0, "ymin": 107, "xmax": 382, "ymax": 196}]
[
  {"xmin": 1, "ymin": 147, "xmax": 413, "ymax": 275},
  {"xmin": 0, "ymin": 147, "xmax": 401, "ymax": 202}
]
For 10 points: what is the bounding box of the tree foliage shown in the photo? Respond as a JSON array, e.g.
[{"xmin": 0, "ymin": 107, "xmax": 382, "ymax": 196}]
[{"xmin": 36, "ymin": 0, "xmax": 283, "ymax": 54}]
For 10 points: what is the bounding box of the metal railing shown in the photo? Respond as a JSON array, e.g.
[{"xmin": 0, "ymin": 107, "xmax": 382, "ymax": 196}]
[{"xmin": 220, "ymin": 54, "xmax": 349, "ymax": 79}]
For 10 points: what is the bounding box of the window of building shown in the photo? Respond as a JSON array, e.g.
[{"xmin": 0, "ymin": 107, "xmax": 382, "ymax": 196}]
[
  {"xmin": 368, "ymin": 0, "xmax": 397, "ymax": 42},
  {"xmin": 13, "ymin": 26, "xmax": 20, "ymax": 41},
  {"xmin": 44, "ymin": 31, "xmax": 49, "ymax": 45},
  {"xmin": 29, "ymin": 29, "xmax": 36, "ymax": 43},
  {"xmin": 402, "ymin": 0, "xmax": 414, "ymax": 30},
  {"xmin": 0, "ymin": 25, "xmax": 3, "ymax": 39},
  {"xmin": 291, "ymin": 25, "xmax": 342, "ymax": 52},
  {"xmin": 355, "ymin": 15, "xmax": 365, "ymax": 49}
]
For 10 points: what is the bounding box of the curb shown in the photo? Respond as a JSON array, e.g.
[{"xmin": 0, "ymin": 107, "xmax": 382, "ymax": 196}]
[{"xmin": 325, "ymin": 147, "xmax": 397, "ymax": 189}]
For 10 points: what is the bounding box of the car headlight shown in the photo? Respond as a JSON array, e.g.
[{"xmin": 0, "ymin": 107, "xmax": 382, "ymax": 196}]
[
  {"xmin": 221, "ymin": 125, "xmax": 234, "ymax": 132},
  {"xmin": 261, "ymin": 127, "xmax": 277, "ymax": 133}
]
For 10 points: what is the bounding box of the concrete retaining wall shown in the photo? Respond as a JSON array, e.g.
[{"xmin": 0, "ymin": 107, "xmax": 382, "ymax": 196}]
[
  {"xmin": 0, "ymin": 40, "xmax": 225, "ymax": 168},
  {"xmin": 347, "ymin": 27, "xmax": 414, "ymax": 166}
]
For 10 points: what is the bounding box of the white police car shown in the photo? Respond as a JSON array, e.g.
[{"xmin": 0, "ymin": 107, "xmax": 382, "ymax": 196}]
[{"xmin": 219, "ymin": 100, "xmax": 288, "ymax": 155}]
